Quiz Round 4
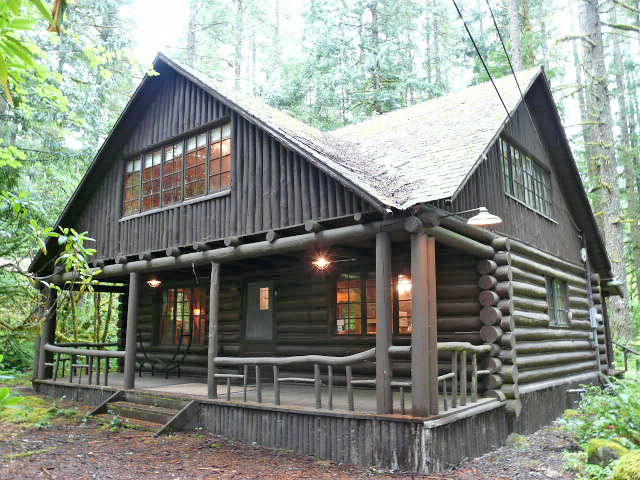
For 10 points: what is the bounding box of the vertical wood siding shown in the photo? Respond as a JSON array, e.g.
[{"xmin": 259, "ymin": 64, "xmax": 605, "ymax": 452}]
[
  {"xmin": 71, "ymin": 69, "xmax": 371, "ymax": 261},
  {"xmin": 438, "ymin": 103, "xmax": 583, "ymax": 265}
]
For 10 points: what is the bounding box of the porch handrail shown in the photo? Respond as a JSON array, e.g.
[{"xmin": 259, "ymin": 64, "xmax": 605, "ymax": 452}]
[
  {"xmin": 44, "ymin": 343, "xmax": 125, "ymax": 358},
  {"xmin": 54, "ymin": 342, "xmax": 119, "ymax": 349},
  {"xmin": 214, "ymin": 347, "xmax": 376, "ymax": 367}
]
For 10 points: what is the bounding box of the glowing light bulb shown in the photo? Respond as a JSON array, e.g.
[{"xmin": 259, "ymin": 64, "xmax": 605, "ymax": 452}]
[
  {"xmin": 312, "ymin": 256, "xmax": 331, "ymax": 270},
  {"xmin": 397, "ymin": 275, "xmax": 412, "ymax": 295},
  {"xmin": 147, "ymin": 278, "xmax": 162, "ymax": 288},
  {"xmin": 193, "ymin": 308, "xmax": 201, "ymax": 316}
]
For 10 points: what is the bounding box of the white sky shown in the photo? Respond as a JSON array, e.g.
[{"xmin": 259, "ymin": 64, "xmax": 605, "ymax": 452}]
[{"xmin": 121, "ymin": 0, "xmax": 190, "ymax": 65}]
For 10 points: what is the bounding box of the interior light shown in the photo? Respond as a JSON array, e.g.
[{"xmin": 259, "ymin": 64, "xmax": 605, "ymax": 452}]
[
  {"xmin": 467, "ymin": 207, "xmax": 502, "ymax": 227},
  {"xmin": 146, "ymin": 278, "xmax": 162, "ymax": 288},
  {"xmin": 193, "ymin": 308, "xmax": 201, "ymax": 316},
  {"xmin": 397, "ymin": 275, "xmax": 412, "ymax": 295},
  {"xmin": 312, "ymin": 256, "xmax": 331, "ymax": 270}
]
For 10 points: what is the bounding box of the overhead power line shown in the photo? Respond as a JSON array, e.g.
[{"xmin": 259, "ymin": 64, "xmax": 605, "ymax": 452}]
[{"xmin": 451, "ymin": 0, "xmax": 511, "ymax": 118}]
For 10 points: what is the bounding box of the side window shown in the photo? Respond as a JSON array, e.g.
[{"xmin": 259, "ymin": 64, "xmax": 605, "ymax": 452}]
[{"xmin": 546, "ymin": 277, "xmax": 568, "ymax": 326}]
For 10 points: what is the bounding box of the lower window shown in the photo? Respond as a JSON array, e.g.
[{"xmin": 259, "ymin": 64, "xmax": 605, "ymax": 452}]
[
  {"xmin": 546, "ymin": 277, "xmax": 568, "ymax": 326},
  {"xmin": 160, "ymin": 287, "xmax": 209, "ymax": 345},
  {"xmin": 335, "ymin": 272, "xmax": 412, "ymax": 335}
]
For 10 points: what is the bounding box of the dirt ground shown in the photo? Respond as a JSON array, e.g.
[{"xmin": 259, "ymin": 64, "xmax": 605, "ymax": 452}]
[{"xmin": 0, "ymin": 389, "xmax": 576, "ymax": 480}]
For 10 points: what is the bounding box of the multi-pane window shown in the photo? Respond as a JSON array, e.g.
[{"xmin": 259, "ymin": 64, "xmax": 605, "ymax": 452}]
[
  {"xmin": 160, "ymin": 287, "xmax": 209, "ymax": 345},
  {"xmin": 123, "ymin": 158, "xmax": 142, "ymax": 215},
  {"xmin": 500, "ymin": 137, "xmax": 553, "ymax": 217},
  {"xmin": 335, "ymin": 272, "xmax": 413, "ymax": 336},
  {"xmin": 209, "ymin": 123, "xmax": 232, "ymax": 192},
  {"xmin": 142, "ymin": 149, "xmax": 162, "ymax": 211},
  {"xmin": 122, "ymin": 122, "xmax": 232, "ymax": 215},
  {"xmin": 163, "ymin": 142, "xmax": 183, "ymax": 205},
  {"xmin": 185, "ymin": 132, "xmax": 208, "ymax": 199},
  {"xmin": 397, "ymin": 274, "xmax": 413, "ymax": 334},
  {"xmin": 546, "ymin": 277, "xmax": 568, "ymax": 326}
]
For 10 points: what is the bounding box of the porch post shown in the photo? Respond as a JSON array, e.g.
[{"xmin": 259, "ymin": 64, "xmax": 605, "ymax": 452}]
[
  {"xmin": 207, "ymin": 262, "xmax": 220, "ymax": 399},
  {"xmin": 37, "ymin": 288, "xmax": 57, "ymax": 380},
  {"xmin": 123, "ymin": 272, "xmax": 140, "ymax": 389},
  {"xmin": 376, "ymin": 231, "xmax": 393, "ymax": 413},
  {"xmin": 410, "ymin": 231, "xmax": 438, "ymax": 416}
]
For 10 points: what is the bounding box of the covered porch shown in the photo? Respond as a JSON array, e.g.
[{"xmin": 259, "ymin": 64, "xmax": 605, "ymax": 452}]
[{"xmin": 36, "ymin": 209, "xmax": 510, "ymax": 421}]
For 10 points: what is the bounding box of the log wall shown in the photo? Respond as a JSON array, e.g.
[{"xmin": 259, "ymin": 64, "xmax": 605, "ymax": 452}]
[
  {"xmin": 71, "ymin": 66, "xmax": 371, "ymax": 262},
  {"xmin": 134, "ymin": 245, "xmax": 486, "ymax": 383},
  {"xmin": 435, "ymin": 102, "xmax": 584, "ymax": 265}
]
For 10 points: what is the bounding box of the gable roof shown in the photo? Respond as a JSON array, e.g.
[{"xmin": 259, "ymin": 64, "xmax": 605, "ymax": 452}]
[{"xmin": 32, "ymin": 53, "xmax": 610, "ymax": 279}]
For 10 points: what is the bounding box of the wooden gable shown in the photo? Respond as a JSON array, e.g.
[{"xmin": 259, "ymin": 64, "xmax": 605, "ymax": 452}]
[
  {"xmin": 68, "ymin": 62, "xmax": 373, "ymax": 262},
  {"xmin": 438, "ymin": 95, "xmax": 584, "ymax": 265}
]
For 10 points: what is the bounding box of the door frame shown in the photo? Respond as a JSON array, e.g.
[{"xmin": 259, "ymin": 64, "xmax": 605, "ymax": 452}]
[{"xmin": 240, "ymin": 278, "xmax": 277, "ymax": 354}]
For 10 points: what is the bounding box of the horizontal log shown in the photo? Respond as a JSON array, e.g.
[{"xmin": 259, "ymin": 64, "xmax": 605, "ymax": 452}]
[
  {"xmin": 477, "ymin": 259, "xmax": 498, "ymax": 275},
  {"xmin": 514, "ymin": 327, "xmax": 592, "ymax": 341},
  {"xmin": 138, "ymin": 251, "xmax": 153, "ymax": 261},
  {"xmin": 434, "ymin": 212, "xmax": 499, "ymax": 244},
  {"xmin": 569, "ymin": 296, "xmax": 589, "ymax": 308},
  {"xmin": 499, "ymin": 316, "xmax": 514, "ymax": 332},
  {"xmin": 215, "ymin": 348, "xmax": 376, "ymax": 367},
  {"xmin": 48, "ymin": 220, "xmax": 405, "ymax": 283},
  {"xmin": 485, "ymin": 357, "xmax": 503, "ymax": 373},
  {"xmin": 480, "ymin": 306, "xmax": 502, "ymax": 326},
  {"xmin": 424, "ymin": 226, "xmax": 496, "ymax": 258},
  {"xmin": 480, "ymin": 325, "xmax": 503, "ymax": 343},
  {"xmin": 496, "ymin": 237, "xmax": 585, "ymax": 276},
  {"xmin": 438, "ymin": 316, "xmax": 482, "ymax": 331},
  {"xmin": 500, "ymin": 364, "xmax": 518, "ymax": 383},
  {"xmin": 512, "ymin": 281, "xmax": 547, "ymax": 299},
  {"xmin": 437, "ymin": 285, "xmax": 479, "ymax": 300},
  {"xmin": 512, "ymin": 296, "xmax": 549, "ymax": 313},
  {"xmin": 494, "ymin": 266, "xmax": 513, "ymax": 282},
  {"xmin": 497, "ymin": 299, "xmax": 515, "ymax": 315},
  {"xmin": 517, "ymin": 360, "xmax": 599, "ymax": 384},
  {"xmin": 304, "ymin": 220, "xmax": 322, "ymax": 233},
  {"xmin": 486, "ymin": 374, "xmax": 503, "ymax": 389},
  {"xmin": 515, "ymin": 351, "xmax": 596, "ymax": 368},
  {"xmin": 166, "ymin": 246, "xmax": 182, "ymax": 257},
  {"xmin": 224, "ymin": 236, "xmax": 240, "ymax": 247},
  {"xmin": 509, "ymin": 253, "xmax": 586, "ymax": 287},
  {"xmin": 493, "ymin": 251, "xmax": 511, "ymax": 266},
  {"xmin": 265, "ymin": 230, "xmax": 279, "ymax": 243},
  {"xmin": 44, "ymin": 343, "xmax": 124, "ymax": 358},
  {"xmin": 498, "ymin": 348, "xmax": 516, "ymax": 363},
  {"xmin": 491, "ymin": 237, "xmax": 512, "ymax": 251},
  {"xmin": 512, "ymin": 311, "xmax": 551, "ymax": 327},
  {"xmin": 495, "ymin": 282, "xmax": 513, "ymax": 298},
  {"xmin": 500, "ymin": 383, "xmax": 519, "ymax": 399},
  {"xmin": 510, "ymin": 266, "xmax": 546, "ymax": 286},
  {"xmin": 438, "ymin": 302, "xmax": 481, "ymax": 315},
  {"xmin": 479, "ymin": 290, "xmax": 500, "ymax": 307},
  {"xmin": 478, "ymin": 275, "xmax": 498, "ymax": 290},
  {"xmin": 499, "ymin": 333, "xmax": 516, "ymax": 349}
]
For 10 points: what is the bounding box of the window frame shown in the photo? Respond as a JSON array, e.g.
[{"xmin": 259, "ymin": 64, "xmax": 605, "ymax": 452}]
[
  {"xmin": 120, "ymin": 119, "xmax": 232, "ymax": 219},
  {"xmin": 332, "ymin": 269, "xmax": 413, "ymax": 337},
  {"xmin": 158, "ymin": 285, "xmax": 210, "ymax": 346},
  {"xmin": 546, "ymin": 276, "xmax": 569, "ymax": 327},
  {"xmin": 499, "ymin": 135, "xmax": 554, "ymax": 220}
]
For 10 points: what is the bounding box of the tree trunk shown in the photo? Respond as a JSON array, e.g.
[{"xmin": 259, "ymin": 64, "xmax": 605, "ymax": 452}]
[
  {"xmin": 233, "ymin": 0, "xmax": 244, "ymax": 90},
  {"xmin": 186, "ymin": 0, "xmax": 198, "ymax": 67},
  {"xmin": 579, "ymin": 0, "xmax": 631, "ymax": 340},
  {"xmin": 507, "ymin": 0, "xmax": 523, "ymax": 70}
]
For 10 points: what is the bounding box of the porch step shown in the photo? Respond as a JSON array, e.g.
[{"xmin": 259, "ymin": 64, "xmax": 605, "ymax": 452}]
[
  {"xmin": 106, "ymin": 401, "xmax": 179, "ymax": 425},
  {"xmin": 123, "ymin": 391, "xmax": 190, "ymax": 410},
  {"xmin": 92, "ymin": 413, "xmax": 163, "ymax": 432}
]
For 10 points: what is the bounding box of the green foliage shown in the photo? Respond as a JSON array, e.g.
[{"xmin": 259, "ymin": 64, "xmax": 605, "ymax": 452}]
[
  {"xmin": 613, "ymin": 451, "xmax": 640, "ymax": 480},
  {"xmin": 585, "ymin": 439, "xmax": 629, "ymax": 466},
  {"xmin": 0, "ymin": 392, "xmax": 77, "ymax": 428},
  {"xmin": 0, "ymin": 386, "xmax": 25, "ymax": 409}
]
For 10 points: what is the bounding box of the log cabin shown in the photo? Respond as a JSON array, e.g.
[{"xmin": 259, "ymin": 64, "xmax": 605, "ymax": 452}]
[{"xmin": 29, "ymin": 53, "xmax": 622, "ymax": 473}]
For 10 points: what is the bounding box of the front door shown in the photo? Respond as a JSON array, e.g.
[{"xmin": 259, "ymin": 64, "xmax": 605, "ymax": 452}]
[{"xmin": 243, "ymin": 280, "xmax": 275, "ymax": 352}]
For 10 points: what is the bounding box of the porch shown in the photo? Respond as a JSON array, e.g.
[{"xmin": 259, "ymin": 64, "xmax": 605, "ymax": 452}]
[{"xmin": 35, "ymin": 212, "xmax": 512, "ymax": 471}]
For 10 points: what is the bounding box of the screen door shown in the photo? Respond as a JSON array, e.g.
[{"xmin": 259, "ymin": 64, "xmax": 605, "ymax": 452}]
[{"xmin": 244, "ymin": 281, "xmax": 274, "ymax": 341}]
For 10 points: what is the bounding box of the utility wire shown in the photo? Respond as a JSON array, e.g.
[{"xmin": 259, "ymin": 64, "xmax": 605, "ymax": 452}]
[
  {"xmin": 451, "ymin": 0, "xmax": 511, "ymax": 118},
  {"xmin": 484, "ymin": 0, "xmax": 524, "ymax": 98}
]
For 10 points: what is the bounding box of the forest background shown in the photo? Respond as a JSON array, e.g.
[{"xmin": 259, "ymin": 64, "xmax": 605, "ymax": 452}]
[{"xmin": 0, "ymin": 0, "xmax": 638, "ymax": 371}]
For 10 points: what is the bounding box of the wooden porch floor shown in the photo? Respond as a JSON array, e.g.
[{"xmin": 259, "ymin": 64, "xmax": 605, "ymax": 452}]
[{"xmin": 50, "ymin": 372, "xmax": 494, "ymax": 417}]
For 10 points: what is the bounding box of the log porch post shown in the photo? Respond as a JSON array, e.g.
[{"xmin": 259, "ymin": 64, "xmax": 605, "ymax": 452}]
[
  {"xmin": 376, "ymin": 231, "xmax": 393, "ymax": 413},
  {"xmin": 37, "ymin": 288, "xmax": 57, "ymax": 380},
  {"xmin": 410, "ymin": 230, "xmax": 438, "ymax": 416},
  {"xmin": 123, "ymin": 272, "xmax": 140, "ymax": 389},
  {"xmin": 207, "ymin": 262, "xmax": 220, "ymax": 399}
]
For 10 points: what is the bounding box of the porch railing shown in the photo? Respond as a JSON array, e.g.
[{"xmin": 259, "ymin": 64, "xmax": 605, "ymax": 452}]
[
  {"xmin": 43, "ymin": 343, "xmax": 124, "ymax": 386},
  {"xmin": 214, "ymin": 342, "xmax": 493, "ymax": 415}
]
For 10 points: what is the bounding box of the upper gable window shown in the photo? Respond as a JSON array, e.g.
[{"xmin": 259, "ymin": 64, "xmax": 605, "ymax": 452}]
[
  {"xmin": 123, "ymin": 122, "xmax": 232, "ymax": 216},
  {"xmin": 499, "ymin": 137, "xmax": 552, "ymax": 217}
]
